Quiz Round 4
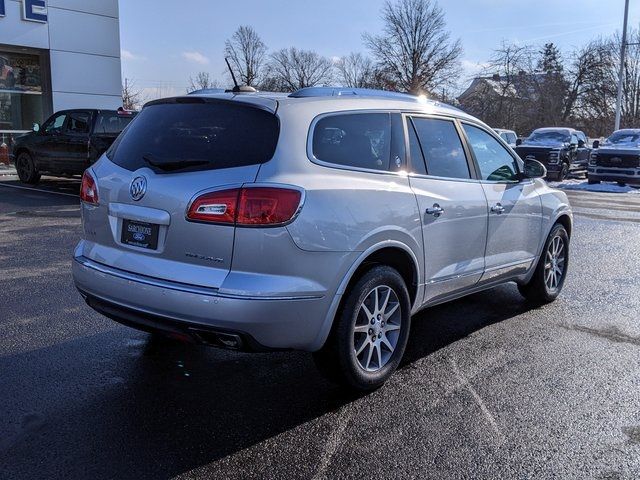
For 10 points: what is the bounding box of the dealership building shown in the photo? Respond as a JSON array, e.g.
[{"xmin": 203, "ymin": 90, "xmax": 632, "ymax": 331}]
[{"xmin": 0, "ymin": 0, "xmax": 122, "ymax": 142}]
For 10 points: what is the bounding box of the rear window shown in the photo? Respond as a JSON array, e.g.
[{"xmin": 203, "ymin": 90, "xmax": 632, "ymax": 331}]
[
  {"xmin": 312, "ymin": 113, "xmax": 391, "ymax": 171},
  {"xmin": 107, "ymin": 100, "xmax": 279, "ymax": 173},
  {"xmin": 96, "ymin": 113, "xmax": 135, "ymax": 135}
]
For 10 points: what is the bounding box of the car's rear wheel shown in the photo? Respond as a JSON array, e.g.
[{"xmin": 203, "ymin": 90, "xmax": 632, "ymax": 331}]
[
  {"xmin": 518, "ymin": 223, "xmax": 569, "ymax": 304},
  {"xmin": 313, "ymin": 265, "xmax": 411, "ymax": 391},
  {"xmin": 16, "ymin": 152, "xmax": 40, "ymax": 184}
]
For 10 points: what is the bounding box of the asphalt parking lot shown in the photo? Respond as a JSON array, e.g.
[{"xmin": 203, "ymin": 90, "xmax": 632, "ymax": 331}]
[{"xmin": 1, "ymin": 175, "xmax": 639, "ymax": 480}]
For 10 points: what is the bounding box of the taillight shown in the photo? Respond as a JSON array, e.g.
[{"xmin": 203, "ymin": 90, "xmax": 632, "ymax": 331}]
[
  {"xmin": 80, "ymin": 170, "xmax": 99, "ymax": 204},
  {"xmin": 187, "ymin": 187, "xmax": 302, "ymax": 226}
]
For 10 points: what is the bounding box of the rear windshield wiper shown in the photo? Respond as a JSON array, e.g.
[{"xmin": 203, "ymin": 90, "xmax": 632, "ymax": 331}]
[{"xmin": 142, "ymin": 154, "xmax": 210, "ymax": 171}]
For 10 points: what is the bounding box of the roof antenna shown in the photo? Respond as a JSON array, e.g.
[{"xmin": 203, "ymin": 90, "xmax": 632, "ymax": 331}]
[
  {"xmin": 224, "ymin": 57, "xmax": 257, "ymax": 93},
  {"xmin": 225, "ymin": 57, "xmax": 239, "ymax": 90}
]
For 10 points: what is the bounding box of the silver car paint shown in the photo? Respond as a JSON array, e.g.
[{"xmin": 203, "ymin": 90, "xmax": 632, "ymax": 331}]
[{"xmin": 73, "ymin": 93, "xmax": 572, "ymax": 352}]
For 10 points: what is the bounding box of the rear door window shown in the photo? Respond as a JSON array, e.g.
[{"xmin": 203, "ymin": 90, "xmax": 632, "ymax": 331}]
[
  {"xmin": 66, "ymin": 111, "xmax": 91, "ymax": 135},
  {"xmin": 96, "ymin": 112, "xmax": 135, "ymax": 135},
  {"xmin": 409, "ymin": 117, "xmax": 470, "ymax": 179},
  {"xmin": 107, "ymin": 99, "xmax": 280, "ymax": 173},
  {"xmin": 312, "ymin": 113, "xmax": 391, "ymax": 171}
]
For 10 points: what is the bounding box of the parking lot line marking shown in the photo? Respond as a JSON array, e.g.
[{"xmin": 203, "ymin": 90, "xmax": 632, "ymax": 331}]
[
  {"xmin": 0, "ymin": 182, "xmax": 79, "ymax": 198},
  {"xmin": 312, "ymin": 404, "xmax": 354, "ymax": 480},
  {"xmin": 450, "ymin": 358, "xmax": 505, "ymax": 445}
]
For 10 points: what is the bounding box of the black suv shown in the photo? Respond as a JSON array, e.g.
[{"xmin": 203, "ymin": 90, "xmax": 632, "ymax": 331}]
[
  {"xmin": 588, "ymin": 129, "xmax": 640, "ymax": 186},
  {"xmin": 515, "ymin": 128, "xmax": 590, "ymax": 180},
  {"xmin": 12, "ymin": 108, "xmax": 136, "ymax": 184}
]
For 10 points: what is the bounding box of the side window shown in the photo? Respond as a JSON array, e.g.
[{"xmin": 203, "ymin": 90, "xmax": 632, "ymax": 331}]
[
  {"xmin": 312, "ymin": 113, "xmax": 391, "ymax": 171},
  {"xmin": 43, "ymin": 113, "xmax": 67, "ymax": 135},
  {"xmin": 463, "ymin": 124, "xmax": 519, "ymax": 182},
  {"xmin": 410, "ymin": 117, "xmax": 470, "ymax": 179},
  {"xmin": 570, "ymin": 134, "xmax": 578, "ymax": 145},
  {"xmin": 507, "ymin": 132, "xmax": 517, "ymax": 145},
  {"xmin": 407, "ymin": 120, "xmax": 426, "ymax": 175},
  {"xmin": 66, "ymin": 112, "xmax": 91, "ymax": 135},
  {"xmin": 96, "ymin": 113, "xmax": 135, "ymax": 134}
]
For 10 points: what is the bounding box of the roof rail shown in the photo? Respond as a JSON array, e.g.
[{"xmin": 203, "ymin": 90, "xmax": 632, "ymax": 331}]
[{"xmin": 289, "ymin": 86, "xmax": 429, "ymax": 103}]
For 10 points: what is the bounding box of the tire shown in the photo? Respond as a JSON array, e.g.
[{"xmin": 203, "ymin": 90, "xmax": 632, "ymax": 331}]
[
  {"xmin": 617, "ymin": 181, "xmax": 627, "ymax": 187},
  {"xmin": 15, "ymin": 152, "xmax": 41, "ymax": 184},
  {"xmin": 518, "ymin": 223, "xmax": 569, "ymax": 305},
  {"xmin": 559, "ymin": 163, "xmax": 569, "ymax": 180},
  {"xmin": 588, "ymin": 178, "xmax": 600, "ymax": 185},
  {"xmin": 313, "ymin": 265, "xmax": 411, "ymax": 391}
]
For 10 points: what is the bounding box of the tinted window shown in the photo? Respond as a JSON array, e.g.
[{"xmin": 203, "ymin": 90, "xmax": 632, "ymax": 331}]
[
  {"xmin": 411, "ymin": 117, "xmax": 470, "ymax": 179},
  {"xmin": 463, "ymin": 124, "xmax": 519, "ymax": 182},
  {"xmin": 107, "ymin": 100, "xmax": 279, "ymax": 173},
  {"xmin": 407, "ymin": 121, "xmax": 426, "ymax": 175},
  {"xmin": 96, "ymin": 112, "xmax": 135, "ymax": 135},
  {"xmin": 67, "ymin": 112, "xmax": 91, "ymax": 134},
  {"xmin": 43, "ymin": 113, "xmax": 67, "ymax": 134},
  {"xmin": 312, "ymin": 113, "xmax": 391, "ymax": 171}
]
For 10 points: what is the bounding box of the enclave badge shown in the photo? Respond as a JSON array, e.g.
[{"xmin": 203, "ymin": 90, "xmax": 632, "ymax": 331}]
[{"xmin": 129, "ymin": 176, "xmax": 147, "ymax": 201}]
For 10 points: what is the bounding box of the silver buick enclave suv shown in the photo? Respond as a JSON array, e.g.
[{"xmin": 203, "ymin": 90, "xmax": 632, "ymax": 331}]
[{"xmin": 73, "ymin": 87, "xmax": 572, "ymax": 390}]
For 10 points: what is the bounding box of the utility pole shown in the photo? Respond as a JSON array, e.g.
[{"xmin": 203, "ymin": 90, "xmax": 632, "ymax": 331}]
[{"xmin": 615, "ymin": 0, "xmax": 630, "ymax": 131}]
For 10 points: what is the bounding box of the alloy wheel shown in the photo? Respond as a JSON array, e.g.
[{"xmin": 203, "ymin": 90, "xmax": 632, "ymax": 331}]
[
  {"xmin": 544, "ymin": 235, "xmax": 566, "ymax": 292},
  {"xmin": 352, "ymin": 285, "xmax": 402, "ymax": 372}
]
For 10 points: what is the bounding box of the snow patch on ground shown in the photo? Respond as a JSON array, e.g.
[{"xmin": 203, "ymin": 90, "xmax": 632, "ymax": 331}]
[{"xmin": 548, "ymin": 178, "xmax": 640, "ymax": 194}]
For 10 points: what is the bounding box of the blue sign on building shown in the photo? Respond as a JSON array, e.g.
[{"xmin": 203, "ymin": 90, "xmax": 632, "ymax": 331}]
[{"xmin": 0, "ymin": 0, "xmax": 48, "ymax": 23}]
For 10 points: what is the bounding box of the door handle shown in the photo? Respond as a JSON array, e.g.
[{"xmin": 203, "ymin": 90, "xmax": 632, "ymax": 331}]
[
  {"xmin": 490, "ymin": 203, "xmax": 505, "ymax": 215},
  {"xmin": 426, "ymin": 204, "xmax": 444, "ymax": 218}
]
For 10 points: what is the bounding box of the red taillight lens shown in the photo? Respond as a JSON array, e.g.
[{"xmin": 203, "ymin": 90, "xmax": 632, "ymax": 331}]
[
  {"xmin": 186, "ymin": 188, "xmax": 240, "ymax": 224},
  {"xmin": 186, "ymin": 187, "xmax": 302, "ymax": 226},
  {"xmin": 80, "ymin": 170, "xmax": 99, "ymax": 204},
  {"xmin": 237, "ymin": 188, "xmax": 302, "ymax": 225}
]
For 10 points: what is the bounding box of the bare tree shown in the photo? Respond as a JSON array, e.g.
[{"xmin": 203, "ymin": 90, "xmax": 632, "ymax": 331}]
[
  {"xmin": 122, "ymin": 78, "xmax": 142, "ymax": 110},
  {"xmin": 364, "ymin": 0, "xmax": 462, "ymax": 95},
  {"xmin": 187, "ymin": 72, "xmax": 219, "ymax": 93},
  {"xmin": 335, "ymin": 53, "xmax": 375, "ymax": 88},
  {"xmin": 224, "ymin": 26, "xmax": 268, "ymax": 87},
  {"xmin": 267, "ymin": 47, "xmax": 333, "ymax": 91}
]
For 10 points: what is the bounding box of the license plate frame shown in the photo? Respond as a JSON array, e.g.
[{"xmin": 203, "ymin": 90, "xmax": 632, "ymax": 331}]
[{"xmin": 121, "ymin": 219, "xmax": 159, "ymax": 250}]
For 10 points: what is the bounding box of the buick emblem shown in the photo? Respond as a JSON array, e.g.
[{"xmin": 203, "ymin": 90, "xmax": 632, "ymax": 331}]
[{"xmin": 129, "ymin": 176, "xmax": 147, "ymax": 201}]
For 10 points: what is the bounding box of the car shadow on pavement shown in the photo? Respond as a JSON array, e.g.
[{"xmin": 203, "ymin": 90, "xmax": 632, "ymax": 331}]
[{"xmin": 0, "ymin": 284, "xmax": 538, "ymax": 479}]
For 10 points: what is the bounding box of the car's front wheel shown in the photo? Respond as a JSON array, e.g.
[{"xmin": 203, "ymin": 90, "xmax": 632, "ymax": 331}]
[
  {"xmin": 313, "ymin": 265, "xmax": 411, "ymax": 391},
  {"xmin": 518, "ymin": 223, "xmax": 569, "ymax": 304},
  {"xmin": 16, "ymin": 152, "xmax": 41, "ymax": 184}
]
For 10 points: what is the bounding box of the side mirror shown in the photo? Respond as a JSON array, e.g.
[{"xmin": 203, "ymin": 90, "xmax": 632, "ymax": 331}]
[
  {"xmin": 515, "ymin": 138, "xmax": 522, "ymax": 146},
  {"xmin": 578, "ymin": 139, "xmax": 585, "ymax": 148},
  {"xmin": 32, "ymin": 123, "xmax": 40, "ymax": 133},
  {"xmin": 522, "ymin": 158, "xmax": 547, "ymax": 179},
  {"xmin": 592, "ymin": 140, "xmax": 600, "ymax": 149},
  {"xmin": 569, "ymin": 143, "xmax": 577, "ymax": 150}
]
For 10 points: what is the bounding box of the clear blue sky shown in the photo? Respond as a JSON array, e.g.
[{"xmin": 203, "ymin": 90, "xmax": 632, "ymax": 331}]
[{"xmin": 119, "ymin": 0, "xmax": 638, "ymax": 99}]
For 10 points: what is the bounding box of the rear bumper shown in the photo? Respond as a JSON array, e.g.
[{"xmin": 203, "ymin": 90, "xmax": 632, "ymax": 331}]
[
  {"xmin": 588, "ymin": 167, "xmax": 640, "ymax": 184},
  {"xmin": 72, "ymin": 255, "xmax": 336, "ymax": 351}
]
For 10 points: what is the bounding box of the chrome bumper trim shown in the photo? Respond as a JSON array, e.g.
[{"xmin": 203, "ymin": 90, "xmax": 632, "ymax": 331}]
[{"xmin": 74, "ymin": 256, "xmax": 323, "ymax": 301}]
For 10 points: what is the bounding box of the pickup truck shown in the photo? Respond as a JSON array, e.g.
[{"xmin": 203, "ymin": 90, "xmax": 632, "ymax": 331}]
[
  {"xmin": 588, "ymin": 129, "xmax": 640, "ymax": 186},
  {"xmin": 12, "ymin": 108, "xmax": 136, "ymax": 184}
]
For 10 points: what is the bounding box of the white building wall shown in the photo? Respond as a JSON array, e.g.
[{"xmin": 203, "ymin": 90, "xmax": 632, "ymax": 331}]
[{"xmin": 0, "ymin": 0, "xmax": 122, "ymax": 112}]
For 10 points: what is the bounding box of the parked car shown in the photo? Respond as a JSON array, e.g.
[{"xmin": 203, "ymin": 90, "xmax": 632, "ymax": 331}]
[
  {"xmin": 515, "ymin": 127, "xmax": 590, "ymax": 180},
  {"xmin": 72, "ymin": 87, "xmax": 572, "ymax": 390},
  {"xmin": 588, "ymin": 129, "xmax": 640, "ymax": 186},
  {"xmin": 494, "ymin": 128, "xmax": 518, "ymax": 146},
  {"xmin": 0, "ymin": 55, "xmax": 15, "ymax": 89},
  {"xmin": 13, "ymin": 108, "xmax": 137, "ymax": 184}
]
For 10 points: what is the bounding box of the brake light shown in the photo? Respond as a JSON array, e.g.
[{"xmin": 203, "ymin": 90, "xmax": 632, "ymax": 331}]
[
  {"xmin": 187, "ymin": 187, "xmax": 302, "ymax": 226},
  {"xmin": 80, "ymin": 170, "xmax": 99, "ymax": 204}
]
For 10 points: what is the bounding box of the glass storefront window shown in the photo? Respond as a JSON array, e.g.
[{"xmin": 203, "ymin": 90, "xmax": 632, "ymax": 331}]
[{"xmin": 0, "ymin": 51, "xmax": 44, "ymax": 132}]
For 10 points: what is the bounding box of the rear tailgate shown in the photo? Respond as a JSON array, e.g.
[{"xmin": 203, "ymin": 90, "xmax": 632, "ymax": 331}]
[{"xmin": 78, "ymin": 96, "xmax": 280, "ymax": 289}]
